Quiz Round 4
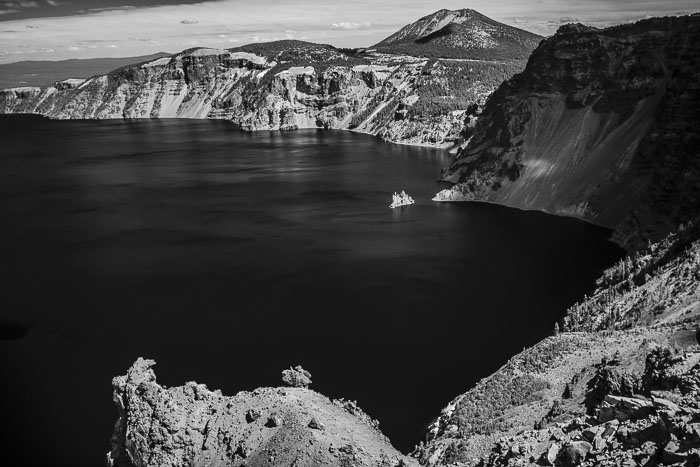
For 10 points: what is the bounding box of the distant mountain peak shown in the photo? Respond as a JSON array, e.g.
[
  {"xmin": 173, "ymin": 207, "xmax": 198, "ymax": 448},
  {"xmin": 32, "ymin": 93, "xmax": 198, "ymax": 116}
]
[
  {"xmin": 375, "ymin": 9, "xmax": 489, "ymax": 47},
  {"xmin": 373, "ymin": 8, "xmax": 542, "ymax": 61}
]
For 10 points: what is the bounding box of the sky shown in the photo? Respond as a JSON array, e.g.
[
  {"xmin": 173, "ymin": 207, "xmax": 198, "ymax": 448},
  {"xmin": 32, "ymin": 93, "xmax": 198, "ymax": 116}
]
[{"xmin": 0, "ymin": 0, "xmax": 697, "ymax": 63}]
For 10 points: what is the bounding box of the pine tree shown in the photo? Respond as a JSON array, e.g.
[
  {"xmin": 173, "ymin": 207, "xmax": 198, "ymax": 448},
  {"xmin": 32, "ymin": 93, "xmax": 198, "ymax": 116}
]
[{"xmin": 553, "ymin": 322, "xmax": 560, "ymax": 337}]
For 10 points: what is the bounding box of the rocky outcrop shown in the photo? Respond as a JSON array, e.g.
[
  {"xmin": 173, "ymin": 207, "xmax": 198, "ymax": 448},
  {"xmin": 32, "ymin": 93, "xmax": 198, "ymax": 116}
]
[
  {"xmin": 107, "ymin": 358, "xmax": 415, "ymax": 467},
  {"xmin": 437, "ymin": 14, "xmax": 700, "ymax": 250},
  {"xmin": 281, "ymin": 365, "xmax": 312, "ymax": 387}
]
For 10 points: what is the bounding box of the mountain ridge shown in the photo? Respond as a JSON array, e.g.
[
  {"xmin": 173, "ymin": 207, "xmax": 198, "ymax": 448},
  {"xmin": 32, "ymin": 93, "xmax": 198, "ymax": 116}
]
[{"xmin": 372, "ymin": 8, "xmax": 542, "ymax": 61}]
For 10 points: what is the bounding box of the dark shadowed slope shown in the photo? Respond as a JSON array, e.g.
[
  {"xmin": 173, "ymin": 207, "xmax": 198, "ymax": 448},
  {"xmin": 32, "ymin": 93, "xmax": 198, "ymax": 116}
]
[{"xmin": 436, "ymin": 15, "xmax": 700, "ymax": 251}]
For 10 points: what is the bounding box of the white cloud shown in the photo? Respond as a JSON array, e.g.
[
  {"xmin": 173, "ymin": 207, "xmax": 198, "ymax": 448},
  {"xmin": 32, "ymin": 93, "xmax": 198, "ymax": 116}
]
[
  {"xmin": 0, "ymin": 0, "xmax": 696, "ymax": 63},
  {"xmin": 332, "ymin": 21, "xmax": 371, "ymax": 30}
]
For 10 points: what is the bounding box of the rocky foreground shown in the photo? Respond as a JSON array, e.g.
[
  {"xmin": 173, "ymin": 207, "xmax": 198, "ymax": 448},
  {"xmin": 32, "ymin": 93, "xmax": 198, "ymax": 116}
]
[
  {"xmin": 415, "ymin": 332, "xmax": 700, "ymax": 467},
  {"xmin": 107, "ymin": 361, "xmax": 416, "ymax": 467},
  {"xmin": 107, "ymin": 226, "xmax": 699, "ymax": 467}
]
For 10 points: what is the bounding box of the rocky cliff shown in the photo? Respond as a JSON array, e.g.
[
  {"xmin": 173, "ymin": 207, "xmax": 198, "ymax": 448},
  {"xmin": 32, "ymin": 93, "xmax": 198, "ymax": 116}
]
[
  {"xmin": 0, "ymin": 9, "xmax": 542, "ymax": 149},
  {"xmin": 0, "ymin": 43, "xmax": 484, "ymax": 148},
  {"xmin": 436, "ymin": 15, "xmax": 700, "ymax": 250},
  {"xmin": 107, "ymin": 359, "xmax": 416, "ymax": 467},
  {"xmin": 414, "ymin": 224, "xmax": 700, "ymax": 466}
]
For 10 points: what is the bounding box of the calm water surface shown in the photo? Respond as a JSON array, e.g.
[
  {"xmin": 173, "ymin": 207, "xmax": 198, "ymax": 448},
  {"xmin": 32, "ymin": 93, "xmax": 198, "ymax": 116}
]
[{"xmin": 0, "ymin": 116, "xmax": 623, "ymax": 466}]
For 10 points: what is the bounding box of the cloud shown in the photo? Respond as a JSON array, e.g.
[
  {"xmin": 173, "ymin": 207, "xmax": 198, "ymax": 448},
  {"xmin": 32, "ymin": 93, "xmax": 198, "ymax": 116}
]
[
  {"xmin": 547, "ymin": 16, "xmax": 580, "ymax": 24},
  {"xmin": 2, "ymin": 0, "xmax": 696, "ymax": 64},
  {"xmin": 180, "ymin": 16, "xmax": 198, "ymax": 24},
  {"xmin": 331, "ymin": 21, "xmax": 371, "ymax": 30}
]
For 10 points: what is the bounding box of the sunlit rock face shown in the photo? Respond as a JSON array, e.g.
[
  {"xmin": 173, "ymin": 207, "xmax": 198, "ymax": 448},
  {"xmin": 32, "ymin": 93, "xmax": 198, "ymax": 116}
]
[
  {"xmin": 438, "ymin": 15, "xmax": 700, "ymax": 250},
  {"xmin": 0, "ymin": 44, "xmax": 453, "ymax": 147},
  {"xmin": 0, "ymin": 8, "xmax": 542, "ymax": 150},
  {"xmin": 106, "ymin": 358, "xmax": 416, "ymax": 467}
]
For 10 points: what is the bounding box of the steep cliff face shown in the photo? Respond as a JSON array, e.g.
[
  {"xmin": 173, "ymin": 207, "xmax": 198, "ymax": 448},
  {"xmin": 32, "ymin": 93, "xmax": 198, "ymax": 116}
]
[
  {"xmin": 107, "ymin": 358, "xmax": 416, "ymax": 467},
  {"xmin": 0, "ymin": 8, "xmax": 542, "ymax": 149},
  {"xmin": 436, "ymin": 15, "xmax": 700, "ymax": 250},
  {"xmin": 0, "ymin": 44, "xmax": 470, "ymax": 147}
]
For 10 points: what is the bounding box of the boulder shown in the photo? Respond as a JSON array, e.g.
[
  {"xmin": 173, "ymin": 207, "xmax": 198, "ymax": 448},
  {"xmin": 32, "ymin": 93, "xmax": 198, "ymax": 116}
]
[
  {"xmin": 561, "ymin": 441, "xmax": 593, "ymax": 465},
  {"xmin": 545, "ymin": 443, "xmax": 560, "ymax": 465},
  {"xmin": 652, "ymin": 396, "xmax": 680, "ymax": 414},
  {"xmin": 308, "ymin": 418, "xmax": 325, "ymax": 431},
  {"xmin": 662, "ymin": 440, "xmax": 686, "ymax": 464},
  {"xmin": 246, "ymin": 408, "xmax": 261, "ymax": 423},
  {"xmin": 266, "ymin": 413, "xmax": 284, "ymax": 428},
  {"xmin": 603, "ymin": 395, "xmax": 654, "ymax": 419}
]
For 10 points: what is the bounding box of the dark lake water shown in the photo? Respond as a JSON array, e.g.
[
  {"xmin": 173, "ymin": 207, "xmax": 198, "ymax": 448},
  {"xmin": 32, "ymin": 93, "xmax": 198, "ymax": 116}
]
[{"xmin": 0, "ymin": 115, "xmax": 623, "ymax": 466}]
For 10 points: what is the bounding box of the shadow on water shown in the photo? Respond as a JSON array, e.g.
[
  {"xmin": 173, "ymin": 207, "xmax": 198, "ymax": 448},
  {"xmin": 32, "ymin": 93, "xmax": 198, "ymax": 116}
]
[{"xmin": 0, "ymin": 116, "xmax": 624, "ymax": 465}]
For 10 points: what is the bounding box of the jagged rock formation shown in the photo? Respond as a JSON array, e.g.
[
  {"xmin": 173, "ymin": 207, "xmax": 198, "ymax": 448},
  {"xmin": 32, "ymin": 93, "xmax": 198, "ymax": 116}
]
[
  {"xmin": 436, "ymin": 15, "xmax": 700, "ymax": 250},
  {"xmin": 281, "ymin": 365, "xmax": 312, "ymax": 388},
  {"xmin": 0, "ymin": 10, "xmax": 541, "ymax": 149},
  {"xmin": 107, "ymin": 358, "xmax": 416, "ymax": 467},
  {"xmin": 373, "ymin": 9, "xmax": 542, "ymax": 61}
]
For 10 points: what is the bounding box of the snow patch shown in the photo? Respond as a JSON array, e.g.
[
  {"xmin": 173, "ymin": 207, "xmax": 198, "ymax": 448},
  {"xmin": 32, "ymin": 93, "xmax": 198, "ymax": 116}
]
[
  {"xmin": 187, "ymin": 48, "xmax": 227, "ymax": 57},
  {"xmin": 143, "ymin": 57, "xmax": 171, "ymax": 67},
  {"xmin": 4, "ymin": 86, "xmax": 41, "ymax": 93},
  {"xmin": 229, "ymin": 52, "xmax": 267, "ymax": 65},
  {"xmin": 276, "ymin": 66, "xmax": 315, "ymax": 76},
  {"xmin": 351, "ymin": 64, "xmax": 393, "ymax": 73},
  {"xmin": 59, "ymin": 78, "xmax": 86, "ymax": 86}
]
